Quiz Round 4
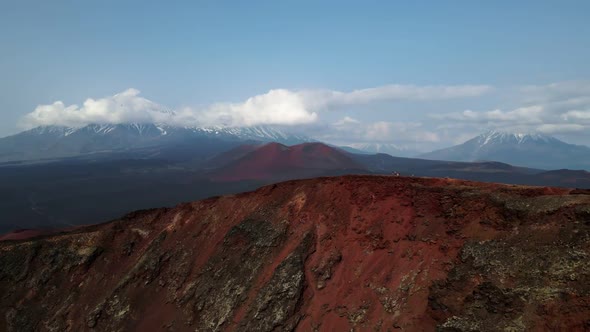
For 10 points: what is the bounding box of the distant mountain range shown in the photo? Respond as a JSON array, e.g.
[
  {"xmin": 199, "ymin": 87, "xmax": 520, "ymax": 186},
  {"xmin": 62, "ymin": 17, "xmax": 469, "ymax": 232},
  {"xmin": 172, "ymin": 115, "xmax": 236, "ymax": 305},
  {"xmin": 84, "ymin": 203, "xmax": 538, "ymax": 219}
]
[
  {"xmin": 5, "ymin": 125, "xmax": 590, "ymax": 171},
  {"xmin": 0, "ymin": 124, "xmax": 314, "ymax": 163},
  {"xmin": 420, "ymin": 130, "xmax": 590, "ymax": 170}
]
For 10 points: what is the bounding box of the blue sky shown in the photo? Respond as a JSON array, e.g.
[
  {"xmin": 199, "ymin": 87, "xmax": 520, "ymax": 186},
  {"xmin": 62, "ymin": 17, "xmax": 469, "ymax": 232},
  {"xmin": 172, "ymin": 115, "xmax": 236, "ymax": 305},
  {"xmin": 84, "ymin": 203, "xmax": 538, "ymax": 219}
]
[{"xmin": 1, "ymin": 1, "xmax": 589, "ymax": 149}]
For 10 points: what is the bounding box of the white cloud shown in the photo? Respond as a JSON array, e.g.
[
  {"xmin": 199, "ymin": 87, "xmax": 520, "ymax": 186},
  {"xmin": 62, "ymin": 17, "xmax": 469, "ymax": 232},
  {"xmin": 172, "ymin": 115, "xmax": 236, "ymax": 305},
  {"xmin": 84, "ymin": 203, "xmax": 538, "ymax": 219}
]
[
  {"xmin": 20, "ymin": 84, "xmax": 492, "ymax": 129},
  {"xmin": 325, "ymin": 117, "xmax": 439, "ymax": 145},
  {"xmin": 300, "ymin": 84, "xmax": 492, "ymax": 109},
  {"xmin": 197, "ymin": 89, "xmax": 317, "ymax": 127},
  {"xmin": 21, "ymin": 89, "xmax": 171, "ymax": 128},
  {"xmin": 435, "ymin": 106, "xmax": 544, "ymax": 124},
  {"xmin": 333, "ymin": 116, "xmax": 360, "ymax": 126},
  {"xmin": 520, "ymin": 81, "xmax": 590, "ymax": 103},
  {"xmin": 562, "ymin": 110, "xmax": 590, "ymax": 122},
  {"xmin": 361, "ymin": 121, "xmax": 425, "ymax": 142},
  {"xmin": 20, "ymin": 88, "xmax": 319, "ymax": 129},
  {"xmin": 536, "ymin": 123, "xmax": 586, "ymax": 134}
]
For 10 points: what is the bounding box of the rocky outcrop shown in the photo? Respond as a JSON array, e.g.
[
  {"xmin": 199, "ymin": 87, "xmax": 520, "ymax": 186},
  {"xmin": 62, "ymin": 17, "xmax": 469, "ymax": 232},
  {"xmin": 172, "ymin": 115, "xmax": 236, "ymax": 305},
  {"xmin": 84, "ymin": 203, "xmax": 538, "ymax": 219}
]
[{"xmin": 1, "ymin": 175, "xmax": 590, "ymax": 331}]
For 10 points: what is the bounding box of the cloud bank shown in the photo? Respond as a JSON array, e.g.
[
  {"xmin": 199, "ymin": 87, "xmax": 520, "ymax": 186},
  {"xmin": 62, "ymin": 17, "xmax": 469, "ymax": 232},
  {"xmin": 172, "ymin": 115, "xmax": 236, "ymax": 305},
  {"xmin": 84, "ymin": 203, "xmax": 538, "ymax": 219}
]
[
  {"xmin": 22, "ymin": 89, "xmax": 171, "ymax": 128},
  {"xmin": 18, "ymin": 81, "xmax": 590, "ymax": 149},
  {"xmin": 320, "ymin": 116, "xmax": 440, "ymax": 146},
  {"xmin": 432, "ymin": 81, "xmax": 590, "ymax": 136},
  {"xmin": 299, "ymin": 84, "xmax": 492, "ymax": 109},
  {"xmin": 20, "ymin": 84, "xmax": 492, "ymax": 129}
]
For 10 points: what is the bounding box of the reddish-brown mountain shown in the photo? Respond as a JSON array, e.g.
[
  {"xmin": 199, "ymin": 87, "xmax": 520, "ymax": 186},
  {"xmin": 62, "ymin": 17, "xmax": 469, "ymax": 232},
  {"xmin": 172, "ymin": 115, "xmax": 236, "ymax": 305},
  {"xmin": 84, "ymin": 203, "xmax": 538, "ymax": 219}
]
[
  {"xmin": 1, "ymin": 175, "xmax": 590, "ymax": 331},
  {"xmin": 210, "ymin": 142, "xmax": 365, "ymax": 181}
]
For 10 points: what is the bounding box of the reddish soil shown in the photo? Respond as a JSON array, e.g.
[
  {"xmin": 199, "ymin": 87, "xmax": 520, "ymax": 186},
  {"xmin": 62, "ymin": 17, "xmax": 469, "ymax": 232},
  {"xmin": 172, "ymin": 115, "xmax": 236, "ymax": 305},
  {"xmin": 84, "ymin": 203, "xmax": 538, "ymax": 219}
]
[{"xmin": 1, "ymin": 175, "xmax": 590, "ymax": 331}]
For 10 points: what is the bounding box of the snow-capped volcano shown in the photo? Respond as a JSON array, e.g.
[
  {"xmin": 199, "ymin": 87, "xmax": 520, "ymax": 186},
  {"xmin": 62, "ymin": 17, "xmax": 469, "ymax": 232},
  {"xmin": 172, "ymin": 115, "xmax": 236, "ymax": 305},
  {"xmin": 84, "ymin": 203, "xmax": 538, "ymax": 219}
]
[
  {"xmin": 27, "ymin": 123, "xmax": 311, "ymax": 141},
  {"xmin": 0, "ymin": 123, "xmax": 314, "ymax": 163},
  {"xmin": 419, "ymin": 130, "xmax": 590, "ymax": 170},
  {"xmin": 472, "ymin": 130, "xmax": 559, "ymax": 146}
]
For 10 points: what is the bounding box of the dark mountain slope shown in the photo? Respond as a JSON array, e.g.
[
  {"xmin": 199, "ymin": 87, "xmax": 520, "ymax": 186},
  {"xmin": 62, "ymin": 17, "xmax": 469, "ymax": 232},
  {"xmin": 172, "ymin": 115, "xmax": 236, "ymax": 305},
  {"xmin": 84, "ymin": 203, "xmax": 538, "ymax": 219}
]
[
  {"xmin": 352, "ymin": 152, "xmax": 590, "ymax": 188},
  {"xmin": 0, "ymin": 124, "xmax": 314, "ymax": 163}
]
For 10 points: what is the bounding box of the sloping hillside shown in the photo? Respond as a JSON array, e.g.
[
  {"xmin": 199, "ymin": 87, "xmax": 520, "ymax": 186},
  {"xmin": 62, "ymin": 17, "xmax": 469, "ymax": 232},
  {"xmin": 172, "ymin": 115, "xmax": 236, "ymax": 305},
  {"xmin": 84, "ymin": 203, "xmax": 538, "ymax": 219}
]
[{"xmin": 1, "ymin": 176, "xmax": 590, "ymax": 331}]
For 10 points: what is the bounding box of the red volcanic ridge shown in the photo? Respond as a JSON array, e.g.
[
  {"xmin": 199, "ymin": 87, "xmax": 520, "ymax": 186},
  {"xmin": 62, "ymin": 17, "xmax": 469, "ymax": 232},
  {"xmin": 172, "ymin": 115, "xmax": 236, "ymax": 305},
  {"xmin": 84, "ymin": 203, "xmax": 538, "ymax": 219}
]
[
  {"xmin": 1, "ymin": 175, "xmax": 590, "ymax": 331},
  {"xmin": 211, "ymin": 142, "xmax": 365, "ymax": 181}
]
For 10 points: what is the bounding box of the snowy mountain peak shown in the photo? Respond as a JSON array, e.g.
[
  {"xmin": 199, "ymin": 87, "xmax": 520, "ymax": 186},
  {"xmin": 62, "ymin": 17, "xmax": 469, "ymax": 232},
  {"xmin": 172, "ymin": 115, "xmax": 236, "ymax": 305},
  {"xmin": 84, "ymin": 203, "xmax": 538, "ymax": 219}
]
[
  {"xmin": 0, "ymin": 123, "xmax": 315, "ymax": 163},
  {"xmin": 29, "ymin": 125, "xmax": 77, "ymax": 136},
  {"xmin": 476, "ymin": 130, "xmax": 556, "ymax": 146},
  {"xmin": 419, "ymin": 130, "xmax": 590, "ymax": 170},
  {"xmin": 21, "ymin": 123, "xmax": 314, "ymax": 145}
]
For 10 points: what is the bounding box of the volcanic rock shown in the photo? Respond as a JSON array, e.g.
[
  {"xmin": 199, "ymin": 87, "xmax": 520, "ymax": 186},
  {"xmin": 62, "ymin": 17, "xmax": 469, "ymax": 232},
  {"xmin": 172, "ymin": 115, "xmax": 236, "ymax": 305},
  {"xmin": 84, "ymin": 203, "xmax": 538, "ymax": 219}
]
[{"xmin": 1, "ymin": 175, "xmax": 590, "ymax": 331}]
